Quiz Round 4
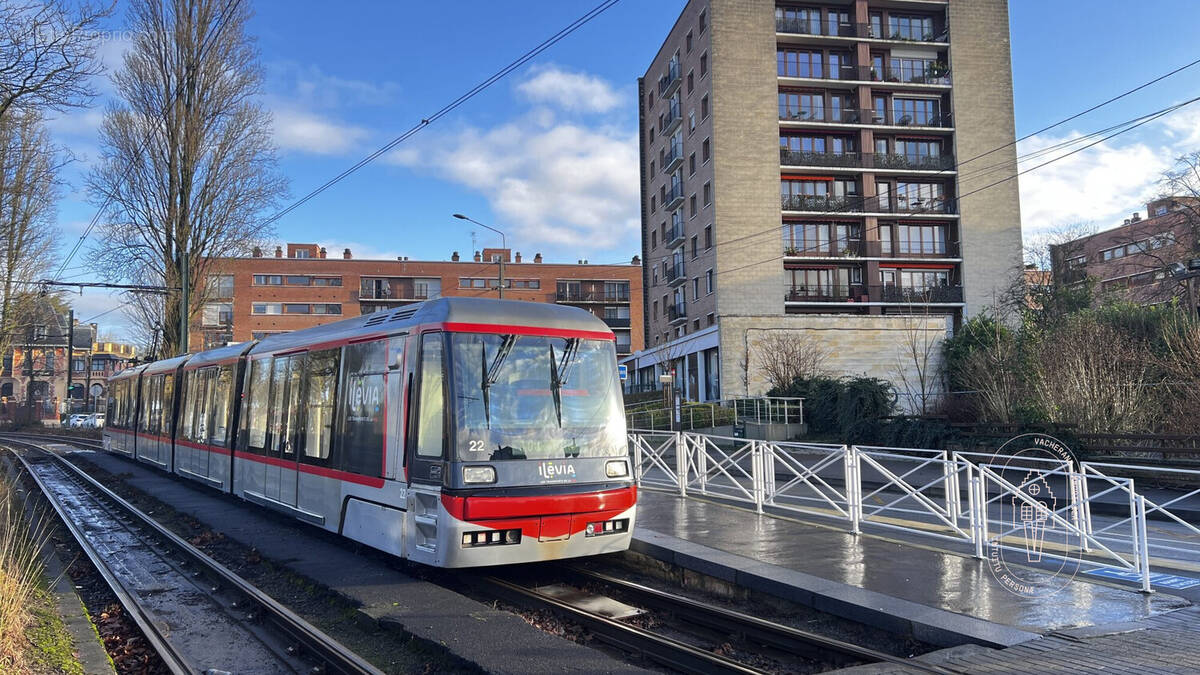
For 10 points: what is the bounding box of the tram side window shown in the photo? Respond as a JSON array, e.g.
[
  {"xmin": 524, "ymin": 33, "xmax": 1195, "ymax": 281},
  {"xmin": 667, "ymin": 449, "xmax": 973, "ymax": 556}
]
[
  {"xmin": 266, "ymin": 355, "xmax": 303, "ymax": 457},
  {"xmin": 338, "ymin": 340, "xmax": 386, "ymax": 476},
  {"xmin": 140, "ymin": 376, "xmax": 157, "ymax": 434},
  {"xmin": 107, "ymin": 382, "xmax": 119, "ymax": 427},
  {"xmin": 210, "ymin": 366, "xmax": 233, "ymax": 447},
  {"xmin": 415, "ymin": 334, "xmax": 445, "ymax": 459},
  {"xmin": 193, "ymin": 368, "xmax": 214, "ymax": 443},
  {"xmin": 161, "ymin": 374, "xmax": 175, "ymax": 438},
  {"xmin": 180, "ymin": 371, "xmax": 196, "ymax": 441},
  {"xmin": 301, "ymin": 349, "xmax": 339, "ymax": 466},
  {"xmin": 245, "ymin": 359, "xmax": 271, "ymax": 452}
]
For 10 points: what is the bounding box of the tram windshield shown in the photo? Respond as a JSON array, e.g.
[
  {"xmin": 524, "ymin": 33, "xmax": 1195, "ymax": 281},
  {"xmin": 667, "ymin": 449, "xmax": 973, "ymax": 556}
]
[{"xmin": 449, "ymin": 333, "xmax": 626, "ymax": 461}]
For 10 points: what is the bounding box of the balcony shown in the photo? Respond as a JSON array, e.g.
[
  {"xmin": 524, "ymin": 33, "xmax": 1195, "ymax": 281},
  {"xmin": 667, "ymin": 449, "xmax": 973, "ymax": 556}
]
[
  {"xmin": 775, "ymin": 17, "xmax": 856, "ymax": 37},
  {"xmin": 658, "ymin": 62, "xmax": 681, "ymax": 97},
  {"xmin": 664, "ymin": 183, "xmax": 685, "ymax": 211},
  {"xmin": 860, "ymin": 240, "xmax": 961, "ymax": 259},
  {"xmin": 783, "ymin": 284, "xmax": 964, "ymax": 304},
  {"xmin": 663, "ymin": 144, "xmax": 684, "ymax": 173},
  {"xmin": 868, "ymin": 195, "xmax": 958, "ymax": 215},
  {"xmin": 603, "ymin": 317, "xmax": 632, "ymax": 328},
  {"xmin": 556, "ymin": 290, "xmax": 631, "ymax": 303},
  {"xmin": 778, "ymin": 107, "xmax": 954, "ymax": 129},
  {"xmin": 668, "ymin": 303, "xmax": 687, "ymax": 325},
  {"xmin": 781, "ymin": 194, "xmax": 861, "ymax": 213},
  {"xmin": 667, "ymin": 218, "xmax": 686, "ymax": 247},
  {"xmin": 779, "ymin": 148, "xmax": 957, "ymax": 172},
  {"xmin": 868, "ymin": 64, "xmax": 951, "ymax": 86},
  {"xmin": 666, "ymin": 260, "xmax": 686, "ymax": 287},
  {"xmin": 660, "ymin": 104, "xmax": 682, "ymax": 134},
  {"xmin": 615, "ymin": 342, "xmax": 633, "ymax": 354},
  {"xmin": 859, "ymin": 23, "xmax": 950, "ymax": 44},
  {"xmin": 779, "ymin": 148, "xmax": 861, "ymax": 169}
]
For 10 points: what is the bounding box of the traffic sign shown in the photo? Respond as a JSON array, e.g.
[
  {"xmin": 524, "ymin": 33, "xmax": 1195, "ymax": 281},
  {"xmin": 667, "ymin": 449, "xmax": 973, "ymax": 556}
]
[{"xmin": 617, "ymin": 364, "xmax": 628, "ymax": 381}]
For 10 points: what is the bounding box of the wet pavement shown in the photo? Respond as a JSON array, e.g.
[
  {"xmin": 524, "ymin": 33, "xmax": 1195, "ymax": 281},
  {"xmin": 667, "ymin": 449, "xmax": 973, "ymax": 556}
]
[{"xmin": 634, "ymin": 489, "xmax": 1190, "ymax": 635}]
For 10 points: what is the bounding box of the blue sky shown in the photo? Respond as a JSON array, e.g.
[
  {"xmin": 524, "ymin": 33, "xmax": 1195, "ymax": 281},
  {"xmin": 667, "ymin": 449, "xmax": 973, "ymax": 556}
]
[{"xmin": 46, "ymin": 0, "xmax": 1200, "ymax": 338}]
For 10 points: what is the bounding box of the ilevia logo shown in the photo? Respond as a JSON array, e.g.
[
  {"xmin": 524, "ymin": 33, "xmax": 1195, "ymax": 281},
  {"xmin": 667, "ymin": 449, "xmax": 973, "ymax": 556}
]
[
  {"xmin": 537, "ymin": 461, "xmax": 577, "ymax": 482},
  {"xmin": 987, "ymin": 433, "xmax": 1085, "ymax": 598}
]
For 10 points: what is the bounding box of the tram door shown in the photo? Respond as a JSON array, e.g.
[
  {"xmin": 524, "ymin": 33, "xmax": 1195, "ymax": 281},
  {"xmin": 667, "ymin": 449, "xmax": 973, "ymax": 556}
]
[
  {"xmin": 265, "ymin": 353, "xmax": 304, "ymax": 506},
  {"xmin": 406, "ymin": 334, "xmax": 447, "ymax": 563}
]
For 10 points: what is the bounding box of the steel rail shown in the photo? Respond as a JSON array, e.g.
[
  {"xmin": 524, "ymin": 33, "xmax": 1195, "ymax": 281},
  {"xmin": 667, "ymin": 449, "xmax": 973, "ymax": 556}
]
[
  {"xmin": 5, "ymin": 437, "xmax": 384, "ymax": 675},
  {"xmin": 7, "ymin": 447, "xmax": 196, "ymax": 675},
  {"xmin": 560, "ymin": 566, "xmax": 957, "ymax": 674},
  {"xmin": 478, "ymin": 575, "xmax": 766, "ymax": 675}
]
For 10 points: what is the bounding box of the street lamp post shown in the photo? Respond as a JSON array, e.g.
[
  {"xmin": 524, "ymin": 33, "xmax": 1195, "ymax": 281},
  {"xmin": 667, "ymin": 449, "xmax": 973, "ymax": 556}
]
[{"xmin": 453, "ymin": 214, "xmax": 507, "ymax": 299}]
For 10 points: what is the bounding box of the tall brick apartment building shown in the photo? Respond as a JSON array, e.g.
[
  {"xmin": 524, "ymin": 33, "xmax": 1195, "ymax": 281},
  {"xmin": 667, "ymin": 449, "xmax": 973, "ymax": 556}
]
[
  {"xmin": 625, "ymin": 0, "xmax": 1022, "ymax": 403},
  {"xmin": 1050, "ymin": 197, "xmax": 1199, "ymax": 309},
  {"xmin": 195, "ymin": 243, "xmax": 643, "ymax": 356}
]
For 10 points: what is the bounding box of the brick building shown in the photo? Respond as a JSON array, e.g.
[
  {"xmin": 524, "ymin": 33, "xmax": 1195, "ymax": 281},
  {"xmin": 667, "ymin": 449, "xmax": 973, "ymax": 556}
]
[
  {"xmin": 195, "ymin": 243, "xmax": 643, "ymax": 356},
  {"xmin": 0, "ymin": 298, "xmax": 106, "ymax": 419},
  {"xmin": 1050, "ymin": 197, "xmax": 1199, "ymax": 309},
  {"xmin": 626, "ymin": 0, "xmax": 1022, "ymax": 404}
]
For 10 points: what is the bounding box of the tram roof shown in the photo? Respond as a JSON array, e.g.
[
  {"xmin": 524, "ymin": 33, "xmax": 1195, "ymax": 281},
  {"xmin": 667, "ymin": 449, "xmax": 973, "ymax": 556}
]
[
  {"xmin": 247, "ymin": 296, "xmax": 613, "ymax": 356},
  {"xmin": 183, "ymin": 341, "xmax": 256, "ymax": 369}
]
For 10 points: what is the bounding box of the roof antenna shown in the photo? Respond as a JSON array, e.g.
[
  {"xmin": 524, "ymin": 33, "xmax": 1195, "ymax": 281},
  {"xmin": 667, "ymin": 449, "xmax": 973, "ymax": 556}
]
[{"xmin": 470, "ymin": 231, "xmax": 477, "ymax": 254}]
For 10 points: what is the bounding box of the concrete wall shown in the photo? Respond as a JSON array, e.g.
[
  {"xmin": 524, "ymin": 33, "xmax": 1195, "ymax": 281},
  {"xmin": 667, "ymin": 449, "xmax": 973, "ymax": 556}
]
[
  {"xmin": 948, "ymin": 0, "xmax": 1024, "ymax": 316},
  {"xmin": 719, "ymin": 314, "xmax": 952, "ymax": 413}
]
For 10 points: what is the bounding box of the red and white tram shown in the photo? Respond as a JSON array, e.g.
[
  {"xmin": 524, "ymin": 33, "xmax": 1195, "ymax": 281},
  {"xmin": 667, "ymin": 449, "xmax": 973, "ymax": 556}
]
[{"xmin": 104, "ymin": 298, "xmax": 635, "ymax": 567}]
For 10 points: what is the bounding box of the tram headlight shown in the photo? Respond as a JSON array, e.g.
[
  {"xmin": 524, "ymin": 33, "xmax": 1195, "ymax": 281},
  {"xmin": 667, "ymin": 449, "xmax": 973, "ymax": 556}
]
[
  {"xmin": 463, "ymin": 465, "xmax": 496, "ymax": 484},
  {"xmin": 605, "ymin": 460, "xmax": 629, "ymax": 478}
]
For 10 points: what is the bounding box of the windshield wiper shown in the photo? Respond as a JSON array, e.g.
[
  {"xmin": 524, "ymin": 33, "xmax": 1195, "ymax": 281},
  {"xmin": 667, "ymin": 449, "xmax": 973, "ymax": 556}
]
[
  {"xmin": 549, "ymin": 338, "xmax": 580, "ymax": 427},
  {"xmin": 480, "ymin": 335, "xmax": 517, "ymax": 428}
]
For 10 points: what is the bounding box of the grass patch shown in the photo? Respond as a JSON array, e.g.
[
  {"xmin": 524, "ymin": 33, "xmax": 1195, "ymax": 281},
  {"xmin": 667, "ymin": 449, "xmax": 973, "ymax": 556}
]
[
  {"xmin": 24, "ymin": 588, "xmax": 84, "ymax": 675},
  {"xmin": 0, "ymin": 465, "xmax": 63, "ymax": 672}
]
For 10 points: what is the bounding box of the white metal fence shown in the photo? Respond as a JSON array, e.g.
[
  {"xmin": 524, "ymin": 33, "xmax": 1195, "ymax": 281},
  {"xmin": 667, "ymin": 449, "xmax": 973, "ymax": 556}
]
[{"xmin": 629, "ymin": 430, "xmax": 1200, "ymax": 594}]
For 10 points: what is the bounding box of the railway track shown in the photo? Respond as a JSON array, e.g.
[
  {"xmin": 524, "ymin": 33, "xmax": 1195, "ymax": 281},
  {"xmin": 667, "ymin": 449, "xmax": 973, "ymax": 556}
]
[
  {"xmin": 3, "ymin": 436, "xmax": 382, "ymax": 675},
  {"xmin": 473, "ymin": 565, "xmax": 957, "ymax": 675}
]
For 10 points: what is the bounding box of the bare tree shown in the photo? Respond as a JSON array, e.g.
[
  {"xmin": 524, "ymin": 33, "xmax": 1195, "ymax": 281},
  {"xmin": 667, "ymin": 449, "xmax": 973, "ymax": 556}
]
[
  {"xmin": 892, "ymin": 310, "xmax": 945, "ymax": 415},
  {"xmin": 87, "ymin": 0, "xmax": 286, "ymax": 358},
  {"xmin": 0, "ymin": 110, "xmax": 63, "ymax": 361},
  {"xmin": 751, "ymin": 330, "xmax": 830, "ymax": 392},
  {"xmin": 0, "ymin": 0, "xmax": 112, "ymax": 121},
  {"xmin": 955, "ymin": 320, "xmax": 1022, "ymax": 423}
]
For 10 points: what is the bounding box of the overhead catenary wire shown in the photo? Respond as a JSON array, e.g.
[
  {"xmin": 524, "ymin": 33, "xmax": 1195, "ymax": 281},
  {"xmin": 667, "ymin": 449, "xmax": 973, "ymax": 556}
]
[{"xmin": 261, "ymin": 0, "xmax": 622, "ymax": 229}]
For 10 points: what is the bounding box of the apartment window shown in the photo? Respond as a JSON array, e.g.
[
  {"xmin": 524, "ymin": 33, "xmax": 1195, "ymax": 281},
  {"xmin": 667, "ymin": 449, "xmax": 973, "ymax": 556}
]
[
  {"xmin": 689, "ymin": 194, "xmax": 697, "ymax": 217},
  {"xmin": 208, "ymin": 274, "xmax": 234, "ymax": 298},
  {"xmin": 703, "ymin": 182, "xmax": 711, "ymax": 207},
  {"xmin": 286, "ymin": 275, "xmax": 311, "ymax": 286},
  {"xmin": 651, "ymin": 195, "xmax": 656, "ymax": 213},
  {"xmin": 252, "ymin": 303, "xmax": 282, "ymax": 315},
  {"xmin": 1067, "ymin": 255, "xmax": 1086, "ymax": 268},
  {"xmin": 700, "ymin": 52, "xmax": 708, "ymax": 76},
  {"xmin": 892, "ymin": 98, "xmax": 939, "ymax": 125},
  {"xmin": 699, "ymin": 10, "xmax": 706, "ymax": 32},
  {"xmin": 202, "ymin": 302, "xmax": 233, "ymax": 327},
  {"xmin": 652, "ymin": 300, "xmax": 658, "ymax": 319},
  {"xmin": 651, "ymin": 231, "xmax": 657, "ymax": 249},
  {"xmin": 688, "ymin": 110, "xmax": 695, "ymax": 134},
  {"xmin": 650, "ymin": 160, "xmax": 656, "ymax": 175},
  {"xmin": 690, "ymin": 235, "xmax": 698, "ymax": 259},
  {"xmin": 294, "ymin": 249, "xmax": 311, "ymax": 259},
  {"xmin": 312, "ymin": 304, "xmax": 342, "ymax": 315},
  {"xmin": 706, "ymin": 269, "xmax": 713, "ymax": 294},
  {"xmin": 686, "ymin": 30, "xmax": 693, "ymax": 52},
  {"xmin": 687, "ymin": 70, "xmax": 694, "ymax": 94},
  {"xmin": 284, "ymin": 303, "xmax": 310, "ymax": 314},
  {"xmin": 706, "ymin": 313, "xmax": 715, "ymax": 327},
  {"xmin": 704, "ymin": 225, "xmax": 712, "ymax": 249},
  {"xmin": 313, "ymin": 276, "xmax": 342, "ymax": 287},
  {"xmin": 897, "ymin": 223, "xmax": 947, "ymax": 254},
  {"xmin": 1155, "ymin": 205, "xmax": 1168, "ymax": 216},
  {"xmin": 702, "ymin": 137, "xmax": 710, "ymax": 163},
  {"xmin": 692, "ymin": 277, "xmax": 699, "ymax": 300},
  {"xmin": 252, "ymin": 274, "xmax": 282, "ymax": 285},
  {"xmin": 701, "ymin": 95, "xmax": 709, "ymax": 120},
  {"xmin": 889, "ymin": 14, "xmax": 934, "ymax": 41},
  {"xmin": 648, "ymin": 92, "xmax": 654, "ymax": 109},
  {"xmin": 689, "ymin": 153, "xmax": 696, "ymax": 176}
]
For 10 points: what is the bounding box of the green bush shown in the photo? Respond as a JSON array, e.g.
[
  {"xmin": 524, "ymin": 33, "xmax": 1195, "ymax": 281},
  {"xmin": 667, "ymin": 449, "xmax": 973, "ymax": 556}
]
[{"xmin": 769, "ymin": 375, "xmax": 895, "ymax": 439}]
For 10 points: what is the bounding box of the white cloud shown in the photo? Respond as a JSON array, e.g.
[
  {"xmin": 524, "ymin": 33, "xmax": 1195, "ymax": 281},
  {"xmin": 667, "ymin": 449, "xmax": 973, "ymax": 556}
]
[
  {"xmin": 516, "ymin": 65, "xmax": 622, "ymax": 113},
  {"xmin": 271, "ymin": 109, "xmax": 368, "ymax": 156},
  {"xmin": 391, "ymin": 111, "xmax": 639, "ymax": 253},
  {"xmin": 1016, "ymin": 133, "xmax": 1170, "ymax": 236},
  {"xmin": 267, "ymin": 62, "xmax": 399, "ymax": 109},
  {"xmin": 318, "ymin": 240, "xmax": 406, "ymax": 262},
  {"xmin": 1161, "ymin": 104, "xmax": 1200, "ymax": 150}
]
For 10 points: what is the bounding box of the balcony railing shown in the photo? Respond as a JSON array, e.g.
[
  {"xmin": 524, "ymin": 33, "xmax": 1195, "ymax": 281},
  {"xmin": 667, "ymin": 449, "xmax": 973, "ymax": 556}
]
[
  {"xmin": 665, "ymin": 220, "xmax": 685, "ymax": 248},
  {"xmin": 663, "ymin": 144, "xmax": 684, "ymax": 173},
  {"xmin": 781, "ymin": 194, "xmax": 860, "ymax": 212},
  {"xmin": 603, "ymin": 317, "xmax": 632, "ymax": 328},
  {"xmin": 861, "ymin": 240, "xmax": 961, "ymax": 258},
  {"xmin": 615, "ymin": 342, "xmax": 633, "ymax": 354},
  {"xmin": 779, "ymin": 149, "xmax": 956, "ymax": 171},
  {"xmin": 658, "ymin": 62, "xmax": 681, "ymax": 96},
  {"xmin": 783, "ymin": 284, "xmax": 964, "ymax": 304},
  {"xmin": 556, "ymin": 290, "xmax": 631, "ymax": 303},
  {"xmin": 867, "ymin": 65, "xmax": 951, "ymax": 86},
  {"xmin": 668, "ymin": 303, "xmax": 687, "ymax": 323},
  {"xmin": 664, "ymin": 183, "xmax": 685, "ymax": 210},
  {"xmin": 357, "ymin": 289, "xmax": 429, "ymax": 301},
  {"xmin": 779, "ymin": 107, "xmax": 954, "ymax": 128},
  {"xmin": 666, "ymin": 260, "xmax": 686, "ymax": 286},
  {"xmin": 774, "ymin": 17, "xmax": 948, "ymax": 43},
  {"xmin": 859, "ymin": 23, "xmax": 949, "ymax": 43},
  {"xmin": 775, "ymin": 17, "xmax": 856, "ymax": 37},
  {"xmin": 660, "ymin": 104, "xmax": 682, "ymax": 134}
]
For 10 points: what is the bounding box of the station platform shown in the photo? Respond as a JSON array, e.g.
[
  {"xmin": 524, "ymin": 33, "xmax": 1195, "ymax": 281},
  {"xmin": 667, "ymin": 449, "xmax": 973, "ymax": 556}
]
[
  {"xmin": 633, "ymin": 489, "xmax": 1200, "ymax": 671},
  {"xmin": 55, "ymin": 445, "xmax": 647, "ymax": 675}
]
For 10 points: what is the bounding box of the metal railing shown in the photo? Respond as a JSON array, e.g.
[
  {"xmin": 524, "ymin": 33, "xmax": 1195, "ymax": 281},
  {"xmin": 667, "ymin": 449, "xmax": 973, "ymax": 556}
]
[
  {"xmin": 624, "ymin": 396, "xmax": 803, "ymax": 431},
  {"xmin": 784, "ymin": 240, "xmax": 960, "ymax": 259},
  {"xmin": 778, "ymin": 107, "xmax": 954, "ymax": 129},
  {"xmin": 780, "ymin": 149, "xmax": 955, "ymax": 171},
  {"xmin": 626, "ymin": 431, "xmax": 1198, "ymax": 593}
]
